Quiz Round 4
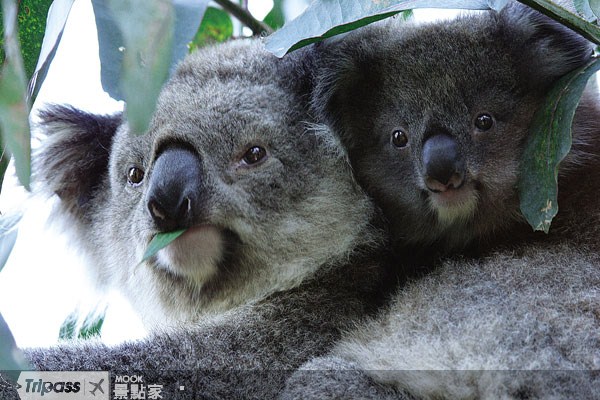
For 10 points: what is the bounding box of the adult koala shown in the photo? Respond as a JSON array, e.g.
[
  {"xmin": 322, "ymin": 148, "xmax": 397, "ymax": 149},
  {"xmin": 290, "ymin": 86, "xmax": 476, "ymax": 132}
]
[
  {"xmin": 10, "ymin": 40, "xmax": 388, "ymax": 399},
  {"xmin": 283, "ymin": 3, "xmax": 600, "ymax": 399}
]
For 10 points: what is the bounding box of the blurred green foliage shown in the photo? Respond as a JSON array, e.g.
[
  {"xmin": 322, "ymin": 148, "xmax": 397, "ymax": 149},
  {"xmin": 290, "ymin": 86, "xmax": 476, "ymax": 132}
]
[
  {"xmin": 190, "ymin": 6, "xmax": 233, "ymax": 51},
  {"xmin": 0, "ymin": 0, "xmax": 53, "ymax": 79}
]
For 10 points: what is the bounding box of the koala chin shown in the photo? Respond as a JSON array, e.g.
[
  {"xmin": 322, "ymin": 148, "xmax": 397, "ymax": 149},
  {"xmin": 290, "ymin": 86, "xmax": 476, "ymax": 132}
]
[
  {"xmin": 28, "ymin": 40, "xmax": 388, "ymax": 400},
  {"xmin": 282, "ymin": 3, "xmax": 600, "ymax": 399},
  {"xmin": 154, "ymin": 225, "xmax": 224, "ymax": 283}
]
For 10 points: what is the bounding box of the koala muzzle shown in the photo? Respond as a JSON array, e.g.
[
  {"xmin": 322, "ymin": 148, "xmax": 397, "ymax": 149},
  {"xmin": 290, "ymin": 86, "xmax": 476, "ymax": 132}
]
[
  {"xmin": 422, "ymin": 134, "xmax": 465, "ymax": 192},
  {"xmin": 146, "ymin": 146, "xmax": 204, "ymax": 232}
]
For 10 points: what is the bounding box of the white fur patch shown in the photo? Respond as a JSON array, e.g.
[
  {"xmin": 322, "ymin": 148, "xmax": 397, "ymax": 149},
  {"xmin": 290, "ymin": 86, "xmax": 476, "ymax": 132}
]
[
  {"xmin": 155, "ymin": 225, "xmax": 224, "ymax": 286},
  {"xmin": 428, "ymin": 186, "xmax": 478, "ymax": 226}
]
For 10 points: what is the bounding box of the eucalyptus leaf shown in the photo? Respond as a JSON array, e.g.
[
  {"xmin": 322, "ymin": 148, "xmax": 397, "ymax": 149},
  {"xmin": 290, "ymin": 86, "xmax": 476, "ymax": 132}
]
[
  {"xmin": 27, "ymin": 0, "xmax": 75, "ymax": 101},
  {"xmin": 78, "ymin": 309, "xmax": 105, "ymax": 339},
  {"xmin": 0, "ymin": 135, "xmax": 9, "ymax": 193},
  {"xmin": 264, "ymin": 0, "xmax": 507, "ymax": 56},
  {"xmin": 0, "ymin": 216, "xmax": 23, "ymax": 372},
  {"xmin": 172, "ymin": 0, "xmax": 211, "ymax": 66},
  {"xmin": 590, "ymin": 0, "xmax": 600, "ymax": 20},
  {"xmin": 573, "ymin": 0, "xmax": 596, "ymax": 21},
  {"xmin": 518, "ymin": 0, "xmax": 600, "ymax": 44},
  {"xmin": 141, "ymin": 229, "xmax": 186, "ymax": 263},
  {"xmin": 105, "ymin": 0, "xmax": 175, "ymax": 135},
  {"xmin": 0, "ymin": 312, "xmax": 29, "ymax": 370},
  {"xmin": 58, "ymin": 311, "xmax": 77, "ymax": 340},
  {"xmin": 91, "ymin": 0, "xmax": 121, "ymax": 98},
  {"xmin": 59, "ymin": 308, "xmax": 106, "ymax": 340},
  {"xmin": 0, "ymin": 0, "xmax": 31, "ymax": 190},
  {"xmin": 93, "ymin": 0, "xmax": 209, "ymax": 105},
  {"xmin": 263, "ymin": 0, "xmax": 285, "ymax": 30},
  {"xmin": 0, "ymin": 212, "xmax": 20, "ymax": 273},
  {"xmin": 519, "ymin": 57, "xmax": 600, "ymax": 233}
]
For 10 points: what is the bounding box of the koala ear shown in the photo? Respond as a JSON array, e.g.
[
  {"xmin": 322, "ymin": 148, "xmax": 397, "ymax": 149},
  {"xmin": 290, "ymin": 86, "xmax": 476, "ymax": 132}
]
[
  {"xmin": 37, "ymin": 105, "xmax": 121, "ymax": 220},
  {"xmin": 311, "ymin": 35, "xmax": 382, "ymax": 147},
  {"xmin": 278, "ymin": 45, "xmax": 319, "ymax": 102},
  {"xmin": 500, "ymin": 3, "xmax": 593, "ymax": 90}
]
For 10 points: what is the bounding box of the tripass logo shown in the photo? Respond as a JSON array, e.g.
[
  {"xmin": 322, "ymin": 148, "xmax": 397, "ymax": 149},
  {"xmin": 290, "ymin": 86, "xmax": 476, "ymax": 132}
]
[{"xmin": 17, "ymin": 371, "xmax": 109, "ymax": 399}]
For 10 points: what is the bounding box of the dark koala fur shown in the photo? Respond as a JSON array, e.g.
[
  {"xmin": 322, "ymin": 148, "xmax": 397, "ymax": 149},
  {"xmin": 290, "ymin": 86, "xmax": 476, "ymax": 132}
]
[
  {"xmin": 283, "ymin": 4, "xmax": 600, "ymax": 399},
  {"xmin": 311, "ymin": 3, "xmax": 597, "ymax": 254},
  {"xmin": 20, "ymin": 39, "xmax": 391, "ymax": 399},
  {"xmin": 37, "ymin": 107, "xmax": 120, "ymax": 222}
]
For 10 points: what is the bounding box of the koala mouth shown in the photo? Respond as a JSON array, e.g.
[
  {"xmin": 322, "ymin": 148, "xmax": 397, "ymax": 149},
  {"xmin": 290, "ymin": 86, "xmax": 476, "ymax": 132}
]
[
  {"xmin": 427, "ymin": 183, "xmax": 479, "ymax": 225},
  {"xmin": 153, "ymin": 224, "xmax": 226, "ymax": 285}
]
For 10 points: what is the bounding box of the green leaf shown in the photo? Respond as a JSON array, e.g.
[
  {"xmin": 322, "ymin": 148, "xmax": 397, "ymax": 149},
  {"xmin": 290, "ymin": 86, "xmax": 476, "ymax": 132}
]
[
  {"xmin": 0, "ymin": 215, "xmax": 23, "ymax": 371},
  {"xmin": 0, "ymin": 136, "xmax": 9, "ymax": 192},
  {"xmin": 0, "ymin": 0, "xmax": 53, "ymax": 80},
  {"xmin": 264, "ymin": 0, "xmax": 508, "ymax": 57},
  {"xmin": 91, "ymin": 0, "xmax": 123, "ymax": 100},
  {"xmin": 590, "ymin": 0, "xmax": 600, "ymax": 20},
  {"xmin": 0, "ymin": 0, "xmax": 31, "ymax": 190},
  {"xmin": 190, "ymin": 6, "xmax": 233, "ymax": 52},
  {"xmin": 519, "ymin": 57, "xmax": 600, "ymax": 233},
  {"xmin": 174, "ymin": 0, "xmax": 211, "ymax": 55},
  {"xmin": 92, "ymin": 0, "xmax": 209, "ymax": 104},
  {"xmin": 141, "ymin": 229, "xmax": 186, "ymax": 263},
  {"xmin": 263, "ymin": 0, "xmax": 285, "ymax": 30},
  {"xmin": 78, "ymin": 310, "xmax": 105, "ymax": 340},
  {"xmin": 59, "ymin": 308, "xmax": 106, "ymax": 340},
  {"xmin": 0, "ymin": 212, "xmax": 20, "ymax": 273},
  {"xmin": 518, "ymin": 0, "xmax": 600, "ymax": 44},
  {"xmin": 0, "ymin": 312, "xmax": 29, "ymax": 370},
  {"xmin": 27, "ymin": 0, "xmax": 76, "ymax": 101},
  {"xmin": 104, "ymin": 0, "xmax": 175, "ymax": 135},
  {"xmin": 574, "ymin": 0, "xmax": 597, "ymax": 21},
  {"xmin": 58, "ymin": 311, "xmax": 77, "ymax": 340},
  {"xmin": 0, "ymin": 216, "xmax": 23, "ymax": 372}
]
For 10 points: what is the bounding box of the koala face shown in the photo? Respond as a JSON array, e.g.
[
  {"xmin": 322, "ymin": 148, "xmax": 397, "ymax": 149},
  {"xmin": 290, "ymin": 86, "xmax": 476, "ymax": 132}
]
[
  {"xmin": 38, "ymin": 40, "xmax": 377, "ymax": 328},
  {"xmin": 315, "ymin": 6, "xmax": 592, "ymax": 251}
]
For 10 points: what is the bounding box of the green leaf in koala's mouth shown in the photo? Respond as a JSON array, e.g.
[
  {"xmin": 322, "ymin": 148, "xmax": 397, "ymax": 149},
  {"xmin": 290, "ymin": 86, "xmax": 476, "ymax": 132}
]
[{"xmin": 141, "ymin": 229, "xmax": 187, "ymax": 263}]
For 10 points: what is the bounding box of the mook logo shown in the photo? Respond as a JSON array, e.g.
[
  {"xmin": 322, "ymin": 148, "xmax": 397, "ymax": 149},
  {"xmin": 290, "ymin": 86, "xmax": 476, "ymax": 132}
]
[{"xmin": 17, "ymin": 371, "xmax": 109, "ymax": 399}]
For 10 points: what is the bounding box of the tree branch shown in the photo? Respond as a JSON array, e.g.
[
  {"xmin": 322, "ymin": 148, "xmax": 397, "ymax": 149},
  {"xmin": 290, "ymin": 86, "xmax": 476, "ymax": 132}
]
[{"xmin": 214, "ymin": 0, "xmax": 273, "ymax": 36}]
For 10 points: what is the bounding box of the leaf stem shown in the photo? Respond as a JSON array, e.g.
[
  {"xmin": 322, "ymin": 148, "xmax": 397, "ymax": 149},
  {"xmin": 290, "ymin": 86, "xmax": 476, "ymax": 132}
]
[{"xmin": 213, "ymin": 0, "xmax": 273, "ymax": 36}]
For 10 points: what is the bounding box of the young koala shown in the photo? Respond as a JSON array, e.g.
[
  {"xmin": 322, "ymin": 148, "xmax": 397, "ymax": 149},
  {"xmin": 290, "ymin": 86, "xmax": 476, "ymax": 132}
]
[
  {"xmin": 283, "ymin": 4, "xmax": 600, "ymax": 399},
  {"xmin": 19, "ymin": 39, "xmax": 388, "ymax": 399},
  {"xmin": 311, "ymin": 3, "xmax": 597, "ymax": 255}
]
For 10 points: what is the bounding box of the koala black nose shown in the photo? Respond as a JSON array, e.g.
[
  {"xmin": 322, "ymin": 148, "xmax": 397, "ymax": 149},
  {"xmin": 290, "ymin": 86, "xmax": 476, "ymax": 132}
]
[
  {"xmin": 422, "ymin": 134, "xmax": 465, "ymax": 192},
  {"xmin": 146, "ymin": 146, "xmax": 203, "ymax": 232}
]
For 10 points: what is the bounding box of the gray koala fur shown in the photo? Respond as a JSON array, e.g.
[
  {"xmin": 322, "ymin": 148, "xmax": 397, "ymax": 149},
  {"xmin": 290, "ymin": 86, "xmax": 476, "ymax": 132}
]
[
  {"xmin": 18, "ymin": 39, "xmax": 390, "ymax": 399},
  {"xmin": 285, "ymin": 244, "xmax": 600, "ymax": 399},
  {"xmin": 283, "ymin": 4, "xmax": 600, "ymax": 399}
]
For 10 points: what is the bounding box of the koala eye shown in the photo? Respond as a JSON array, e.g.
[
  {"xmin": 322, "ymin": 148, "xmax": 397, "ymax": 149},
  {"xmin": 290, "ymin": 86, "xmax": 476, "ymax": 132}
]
[
  {"xmin": 127, "ymin": 166, "xmax": 145, "ymax": 186},
  {"xmin": 391, "ymin": 129, "xmax": 409, "ymax": 148},
  {"xmin": 474, "ymin": 113, "xmax": 494, "ymax": 131},
  {"xmin": 241, "ymin": 146, "xmax": 267, "ymax": 166}
]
